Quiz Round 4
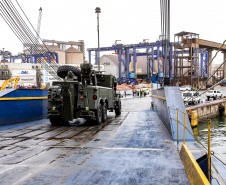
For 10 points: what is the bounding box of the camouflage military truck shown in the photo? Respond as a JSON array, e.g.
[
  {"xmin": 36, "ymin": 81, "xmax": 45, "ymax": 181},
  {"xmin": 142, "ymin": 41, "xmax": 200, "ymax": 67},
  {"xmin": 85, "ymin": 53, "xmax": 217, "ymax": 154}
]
[{"xmin": 47, "ymin": 63, "xmax": 121, "ymax": 125}]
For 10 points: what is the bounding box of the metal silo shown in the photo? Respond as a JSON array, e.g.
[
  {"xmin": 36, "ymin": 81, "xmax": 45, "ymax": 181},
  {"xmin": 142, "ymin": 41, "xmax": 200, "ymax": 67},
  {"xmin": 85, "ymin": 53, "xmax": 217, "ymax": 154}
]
[
  {"xmin": 65, "ymin": 46, "xmax": 84, "ymax": 64},
  {"xmin": 47, "ymin": 45, "xmax": 65, "ymax": 64}
]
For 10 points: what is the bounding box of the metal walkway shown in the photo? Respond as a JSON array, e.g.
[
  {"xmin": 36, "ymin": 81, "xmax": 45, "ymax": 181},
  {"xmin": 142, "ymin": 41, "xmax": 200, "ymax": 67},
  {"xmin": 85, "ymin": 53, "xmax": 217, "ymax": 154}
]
[{"xmin": 0, "ymin": 96, "xmax": 189, "ymax": 184}]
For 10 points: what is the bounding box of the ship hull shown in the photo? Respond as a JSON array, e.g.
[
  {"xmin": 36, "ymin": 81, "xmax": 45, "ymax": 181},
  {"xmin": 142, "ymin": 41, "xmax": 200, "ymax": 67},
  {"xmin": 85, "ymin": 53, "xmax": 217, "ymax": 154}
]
[{"xmin": 0, "ymin": 89, "xmax": 48, "ymax": 126}]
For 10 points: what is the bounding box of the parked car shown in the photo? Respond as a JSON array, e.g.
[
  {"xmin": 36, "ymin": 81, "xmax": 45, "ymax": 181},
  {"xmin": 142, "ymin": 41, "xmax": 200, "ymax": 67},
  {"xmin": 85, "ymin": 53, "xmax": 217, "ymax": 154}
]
[
  {"xmin": 179, "ymin": 85, "xmax": 192, "ymax": 91},
  {"xmin": 206, "ymin": 90, "xmax": 223, "ymax": 100},
  {"xmin": 182, "ymin": 91, "xmax": 201, "ymax": 105}
]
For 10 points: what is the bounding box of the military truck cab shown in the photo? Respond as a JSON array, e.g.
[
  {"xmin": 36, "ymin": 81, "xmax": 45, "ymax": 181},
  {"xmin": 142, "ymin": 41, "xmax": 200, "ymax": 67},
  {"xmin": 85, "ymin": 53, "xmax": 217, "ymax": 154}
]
[{"xmin": 47, "ymin": 64, "xmax": 121, "ymax": 125}]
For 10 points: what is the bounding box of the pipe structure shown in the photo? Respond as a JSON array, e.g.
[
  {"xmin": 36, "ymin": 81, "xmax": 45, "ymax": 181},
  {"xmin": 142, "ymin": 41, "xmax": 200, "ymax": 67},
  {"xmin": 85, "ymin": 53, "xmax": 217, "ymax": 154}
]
[
  {"xmin": 169, "ymin": 44, "xmax": 173, "ymax": 77},
  {"xmin": 118, "ymin": 48, "xmax": 122, "ymax": 82},
  {"xmin": 133, "ymin": 48, "xmax": 136, "ymax": 77},
  {"xmin": 151, "ymin": 47, "xmax": 154, "ymax": 75},
  {"xmin": 205, "ymin": 51, "xmax": 208, "ymax": 76},
  {"xmin": 146, "ymin": 48, "xmax": 150, "ymax": 81},
  {"xmin": 157, "ymin": 46, "xmax": 160, "ymax": 80},
  {"xmin": 88, "ymin": 51, "xmax": 91, "ymax": 64},
  {"xmin": 95, "ymin": 50, "xmax": 98, "ymax": 65},
  {"xmin": 200, "ymin": 50, "xmax": 203, "ymax": 75},
  {"xmin": 126, "ymin": 48, "xmax": 130, "ymax": 80},
  {"xmin": 195, "ymin": 48, "xmax": 198, "ymax": 76},
  {"xmin": 95, "ymin": 7, "xmax": 101, "ymax": 71}
]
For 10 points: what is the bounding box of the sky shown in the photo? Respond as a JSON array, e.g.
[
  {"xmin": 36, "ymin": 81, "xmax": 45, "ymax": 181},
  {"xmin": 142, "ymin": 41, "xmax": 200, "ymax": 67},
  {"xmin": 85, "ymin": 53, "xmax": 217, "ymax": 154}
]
[{"xmin": 0, "ymin": 0, "xmax": 225, "ymax": 63}]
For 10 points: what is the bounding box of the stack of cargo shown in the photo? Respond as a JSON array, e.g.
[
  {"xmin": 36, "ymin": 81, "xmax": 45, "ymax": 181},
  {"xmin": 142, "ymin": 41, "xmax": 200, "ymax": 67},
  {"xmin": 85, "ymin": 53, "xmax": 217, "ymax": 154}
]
[
  {"xmin": 7, "ymin": 63, "xmax": 37, "ymax": 87},
  {"xmin": 40, "ymin": 65, "xmax": 57, "ymax": 86}
]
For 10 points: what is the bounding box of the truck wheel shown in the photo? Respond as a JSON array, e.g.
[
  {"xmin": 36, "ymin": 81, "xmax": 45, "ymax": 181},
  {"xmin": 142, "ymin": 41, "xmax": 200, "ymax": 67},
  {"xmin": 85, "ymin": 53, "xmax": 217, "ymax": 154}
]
[
  {"xmin": 57, "ymin": 65, "xmax": 81, "ymax": 79},
  {"xmin": 115, "ymin": 100, "xmax": 121, "ymax": 116},
  {"xmin": 102, "ymin": 102, "xmax": 107, "ymax": 122},
  {"xmin": 207, "ymin": 97, "xmax": 210, "ymax": 101},
  {"xmin": 95, "ymin": 103, "xmax": 102, "ymax": 124}
]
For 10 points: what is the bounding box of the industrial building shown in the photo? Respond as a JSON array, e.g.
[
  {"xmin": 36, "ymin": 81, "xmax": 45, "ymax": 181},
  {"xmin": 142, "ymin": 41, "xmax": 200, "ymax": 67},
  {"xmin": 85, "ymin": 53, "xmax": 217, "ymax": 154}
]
[
  {"xmin": 100, "ymin": 55, "xmax": 161, "ymax": 79},
  {"xmin": 43, "ymin": 40, "xmax": 85, "ymax": 65}
]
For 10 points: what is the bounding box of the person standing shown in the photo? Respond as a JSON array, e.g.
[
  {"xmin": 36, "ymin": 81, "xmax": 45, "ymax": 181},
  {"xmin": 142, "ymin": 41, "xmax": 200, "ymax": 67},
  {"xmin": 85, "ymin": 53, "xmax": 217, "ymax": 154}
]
[{"xmin": 133, "ymin": 89, "xmax": 136, "ymax": 97}]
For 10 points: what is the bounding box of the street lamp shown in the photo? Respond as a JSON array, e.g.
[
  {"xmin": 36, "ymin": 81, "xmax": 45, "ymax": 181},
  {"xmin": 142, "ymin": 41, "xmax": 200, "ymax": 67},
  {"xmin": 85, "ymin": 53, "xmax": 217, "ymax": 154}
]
[{"xmin": 95, "ymin": 7, "xmax": 101, "ymax": 71}]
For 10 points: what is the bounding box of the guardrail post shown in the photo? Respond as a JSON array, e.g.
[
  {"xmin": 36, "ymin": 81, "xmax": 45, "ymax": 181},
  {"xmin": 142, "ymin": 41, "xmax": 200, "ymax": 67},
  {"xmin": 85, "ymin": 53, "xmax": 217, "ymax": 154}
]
[
  {"xmin": 183, "ymin": 111, "xmax": 186, "ymax": 144},
  {"xmin": 177, "ymin": 108, "xmax": 179, "ymax": 150},
  {"xmin": 207, "ymin": 118, "xmax": 211, "ymax": 182}
]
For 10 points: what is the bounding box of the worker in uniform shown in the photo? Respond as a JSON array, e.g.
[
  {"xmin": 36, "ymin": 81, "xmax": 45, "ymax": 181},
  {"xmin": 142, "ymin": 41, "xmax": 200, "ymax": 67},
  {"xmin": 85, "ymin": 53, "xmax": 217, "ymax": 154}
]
[
  {"xmin": 140, "ymin": 89, "xmax": 143, "ymax": 97},
  {"xmin": 133, "ymin": 89, "xmax": 136, "ymax": 97},
  {"xmin": 143, "ymin": 89, "xmax": 147, "ymax": 97},
  {"xmin": 137, "ymin": 89, "xmax": 140, "ymax": 97}
]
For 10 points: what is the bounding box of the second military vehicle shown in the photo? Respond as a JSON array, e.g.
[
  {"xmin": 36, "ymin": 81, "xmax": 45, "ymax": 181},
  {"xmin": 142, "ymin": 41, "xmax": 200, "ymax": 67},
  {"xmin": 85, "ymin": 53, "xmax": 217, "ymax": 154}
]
[{"xmin": 47, "ymin": 63, "xmax": 121, "ymax": 125}]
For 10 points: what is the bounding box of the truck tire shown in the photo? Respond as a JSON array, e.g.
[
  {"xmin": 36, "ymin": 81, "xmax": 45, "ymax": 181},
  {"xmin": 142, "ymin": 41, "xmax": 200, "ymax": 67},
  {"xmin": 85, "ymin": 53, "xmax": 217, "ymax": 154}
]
[
  {"xmin": 102, "ymin": 102, "xmax": 107, "ymax": 122},
  {"xmin": 50, "ymin": 118, "xmax": 68, "ymax": 126},
  {"xmin": 57, "ymin": 65, "xmax": 81, "ymax": 79},
  {"xmin": 115, "ymin": 99, "xmax": 121, "ymax": 116},
  {"xmin": 207, "ymin": 97, "xmax": 210, "ymax": 101},
  {"xmin": 95, "ymin": 103, "xmax": 102, "ymax": 124}
]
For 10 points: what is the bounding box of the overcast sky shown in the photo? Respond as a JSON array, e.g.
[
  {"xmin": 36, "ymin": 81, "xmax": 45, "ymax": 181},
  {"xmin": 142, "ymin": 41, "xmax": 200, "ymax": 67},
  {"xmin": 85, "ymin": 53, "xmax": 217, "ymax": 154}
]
[{"xmin": 0, "ymin": 0, "xmax": 225, "ymax": 63}]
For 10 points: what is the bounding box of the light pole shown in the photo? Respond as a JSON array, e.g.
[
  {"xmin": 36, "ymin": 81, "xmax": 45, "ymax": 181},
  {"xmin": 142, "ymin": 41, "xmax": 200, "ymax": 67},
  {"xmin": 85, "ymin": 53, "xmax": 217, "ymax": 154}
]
[{"xmin": 95, "ymin": 7, "xmax": 101, "ymax": 71}]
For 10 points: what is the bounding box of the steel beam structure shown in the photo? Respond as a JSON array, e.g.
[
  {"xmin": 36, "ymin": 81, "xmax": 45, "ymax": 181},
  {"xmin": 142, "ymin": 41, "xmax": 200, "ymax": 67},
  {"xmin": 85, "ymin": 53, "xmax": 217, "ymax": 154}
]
[
  {"xmin": 205, "ymin": 51, "xmax": 208, "ymax": 75},
  {"xmin": 200, "ymin": 49, "xmax": 204, "ymax": 76},
  {"xmin": 169, "ymin": 43, "xmax": 173, "ymax": 77},
  {"xmin": 87, "ymin": 41, "xmax": 172, "ymax": 83},
  {"xmin": 133, "ymin": 48, "xmax": 136, "ymax": 76}
]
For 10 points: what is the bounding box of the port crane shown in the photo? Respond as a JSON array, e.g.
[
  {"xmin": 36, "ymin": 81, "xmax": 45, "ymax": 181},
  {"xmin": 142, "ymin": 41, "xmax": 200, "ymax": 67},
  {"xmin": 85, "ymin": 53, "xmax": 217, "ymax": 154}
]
[{"xmin": 0, "ymin": 76, "xmax": 19, "ymax": 91}]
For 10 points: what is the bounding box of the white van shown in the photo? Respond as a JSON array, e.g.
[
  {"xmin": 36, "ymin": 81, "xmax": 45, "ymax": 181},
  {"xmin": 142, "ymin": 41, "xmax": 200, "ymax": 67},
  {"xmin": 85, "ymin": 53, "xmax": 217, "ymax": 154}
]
[{"xmin": 182, "ymin": 91, "xmax": 200, "ymax": 105}]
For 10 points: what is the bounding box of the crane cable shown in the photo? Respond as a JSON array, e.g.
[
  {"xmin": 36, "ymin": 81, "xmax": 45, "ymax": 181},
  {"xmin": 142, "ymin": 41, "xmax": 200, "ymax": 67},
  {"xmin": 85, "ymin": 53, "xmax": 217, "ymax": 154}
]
[
  {"xmin": 0, "ymin": 0, "xmax": 60, "ymax": 80},
  {"xmin": 13, "ymin": 0, "xmax": 59, "ymax": 75},
  {"xmin": 0, "ymin": 0, "xmax": 59, "ymax": 75}
]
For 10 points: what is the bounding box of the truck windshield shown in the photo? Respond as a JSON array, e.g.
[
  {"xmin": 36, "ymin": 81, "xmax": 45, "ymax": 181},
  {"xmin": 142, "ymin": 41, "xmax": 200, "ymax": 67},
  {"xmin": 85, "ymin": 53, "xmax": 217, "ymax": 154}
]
[
  {"xmin": 208, "ymin": 91, "xmax": 213, "ymax": 93},
  {"xmin": 183, "ymin": 93, "xmax": 192, "ymax": 97}
]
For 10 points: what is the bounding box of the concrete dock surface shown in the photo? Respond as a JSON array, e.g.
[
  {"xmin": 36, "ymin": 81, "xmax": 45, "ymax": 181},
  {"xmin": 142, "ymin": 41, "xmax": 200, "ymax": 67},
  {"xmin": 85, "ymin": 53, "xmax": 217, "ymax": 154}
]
[{"xmin": 0, "ymin": 96, "xmax": 189, "ymax": 184}]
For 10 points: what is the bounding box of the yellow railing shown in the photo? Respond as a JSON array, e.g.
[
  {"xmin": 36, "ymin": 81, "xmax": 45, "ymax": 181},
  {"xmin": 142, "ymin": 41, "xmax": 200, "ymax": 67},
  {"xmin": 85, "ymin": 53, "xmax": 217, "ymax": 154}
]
[{"xmin": 174, "ymin": 107, "xmax": 212, "ymax": 183}]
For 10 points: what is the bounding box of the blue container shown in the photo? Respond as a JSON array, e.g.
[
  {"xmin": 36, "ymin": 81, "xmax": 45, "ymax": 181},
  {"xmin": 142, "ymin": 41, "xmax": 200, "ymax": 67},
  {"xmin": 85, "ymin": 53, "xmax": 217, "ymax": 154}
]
[
  {"xmin": 152, "ymin": 75, "xmax": 157, "ymax": 83},
  {"xmin": 159, "ymin": 73, "xmax": 164, "ymax": 77},
  {"xmin": 129, "ymin": 73, "xmax": 135, "ymax": 78},
  {"xmin": 0, "ymin": 89, "xmax": 48, "ymax": 126}
]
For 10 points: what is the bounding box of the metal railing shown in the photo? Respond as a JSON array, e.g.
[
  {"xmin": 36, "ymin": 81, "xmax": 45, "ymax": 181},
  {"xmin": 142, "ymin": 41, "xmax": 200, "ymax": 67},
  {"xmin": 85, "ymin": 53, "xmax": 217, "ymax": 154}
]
[{"xmin": 169, "ymin": 106, "xmax": 226, "ymax": 182}]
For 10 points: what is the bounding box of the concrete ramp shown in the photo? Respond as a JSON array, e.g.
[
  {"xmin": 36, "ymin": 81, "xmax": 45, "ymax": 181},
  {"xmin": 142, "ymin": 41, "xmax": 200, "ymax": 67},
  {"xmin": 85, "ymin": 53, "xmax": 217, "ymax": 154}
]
[{"xmin": 152, "ymin": 87, "xmax": 194, "ymax": 141}]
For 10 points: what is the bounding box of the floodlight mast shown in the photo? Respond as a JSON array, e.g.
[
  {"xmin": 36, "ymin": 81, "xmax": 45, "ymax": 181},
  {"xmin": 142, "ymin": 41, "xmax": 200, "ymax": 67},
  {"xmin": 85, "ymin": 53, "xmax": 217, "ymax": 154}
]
[{"xmin": 95, "ymin": 7, "xmax": 101, "ymax": 71}]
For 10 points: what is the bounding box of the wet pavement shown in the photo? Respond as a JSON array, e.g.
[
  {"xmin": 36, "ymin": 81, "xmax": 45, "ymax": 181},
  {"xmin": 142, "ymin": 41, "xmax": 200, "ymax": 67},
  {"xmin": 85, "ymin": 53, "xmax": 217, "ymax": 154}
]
[{"xmin": 0, "ymin": 96, "xmax": 189, "ymax": 184}]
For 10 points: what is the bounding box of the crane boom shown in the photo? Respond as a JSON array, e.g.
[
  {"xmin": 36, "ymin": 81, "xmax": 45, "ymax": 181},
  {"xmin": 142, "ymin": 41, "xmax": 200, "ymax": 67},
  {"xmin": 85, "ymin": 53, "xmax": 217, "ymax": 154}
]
[
  {"xmin": 36, "ymin": 7, "xmax": 42, "ymax": 45},
  {"xmin": 0, "ymin": 76, "xmax": 20, "ymax": 91}
]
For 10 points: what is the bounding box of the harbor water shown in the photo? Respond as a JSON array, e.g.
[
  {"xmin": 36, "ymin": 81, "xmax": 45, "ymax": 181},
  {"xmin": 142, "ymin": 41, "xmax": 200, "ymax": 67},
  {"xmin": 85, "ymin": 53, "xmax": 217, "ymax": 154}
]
[{"xmin": 193, "ymin": 115, "xmax": 226, "ymax": 164}]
